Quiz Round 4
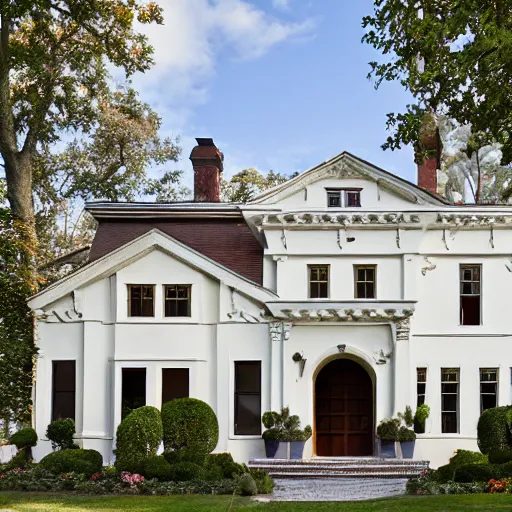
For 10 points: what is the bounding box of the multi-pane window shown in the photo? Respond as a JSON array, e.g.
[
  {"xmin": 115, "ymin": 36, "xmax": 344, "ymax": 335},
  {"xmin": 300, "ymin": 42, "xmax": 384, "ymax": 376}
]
[
  {"xmin": 164, "ymin": 285, "xmax": 191, "ymax": 317},
  {"xmin": 441, "ymin": 368, "xmax": 459, "ymax": 433},
  {"xmin": 309, "ymin": 265, "xmax": 329, "ymax": 298},
  {"xmin": 480, "ymin": 368, "xmax": 498, "ymax": 413},
  {"xmin": 52, "ymin": 361, "xmax": 76, "ymax": 421},
  {"xmin": 128, "ymin": 285, "xmax": 154, "ymax": 317},
  {"xmin": 326, "ymin": 189, "xmax": 361, "ymax": 208},
  {"xmin": 234, "ymin": 361, "xmax": 261, "ymax": 435},
  {"xmin": 460, "ymin": 265, "xmax": 481, "ymax": 325},
  {"xmin": 354, "ymin": 265, "xmax": 376, "ymax": 299},
  {"xmin": 417, "ymin": 368, "xmax": 427, "ymax": 407}
]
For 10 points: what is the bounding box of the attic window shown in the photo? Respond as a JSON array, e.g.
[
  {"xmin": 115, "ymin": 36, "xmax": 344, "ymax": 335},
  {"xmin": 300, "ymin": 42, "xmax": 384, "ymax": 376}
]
[{"xmin": 326, "ymin": 188, "xmax": 361, "ymax": 208}]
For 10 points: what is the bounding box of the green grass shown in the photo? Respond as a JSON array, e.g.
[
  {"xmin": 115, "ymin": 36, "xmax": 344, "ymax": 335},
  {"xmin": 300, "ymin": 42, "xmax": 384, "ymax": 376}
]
[{"xmin": 1, "ymin": 493, "xmax": 512, "ymax": 512}]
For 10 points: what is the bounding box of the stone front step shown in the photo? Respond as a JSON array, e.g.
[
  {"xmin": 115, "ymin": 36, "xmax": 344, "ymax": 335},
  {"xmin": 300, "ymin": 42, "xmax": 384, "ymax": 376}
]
[{"xmin": 248, "ymin": 457, "xmax": 429, "ymax": 479}]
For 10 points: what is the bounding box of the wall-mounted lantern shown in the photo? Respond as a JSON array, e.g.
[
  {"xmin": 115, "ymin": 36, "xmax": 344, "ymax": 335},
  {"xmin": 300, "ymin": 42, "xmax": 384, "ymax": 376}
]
[{"xmin": 292, "ymin": 352, "xmax": 307, "ymax": 378}]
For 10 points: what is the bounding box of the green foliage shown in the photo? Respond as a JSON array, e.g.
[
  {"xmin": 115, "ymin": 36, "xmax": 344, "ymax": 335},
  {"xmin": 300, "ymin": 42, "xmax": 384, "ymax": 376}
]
[
  {"xmin": 142, "ymin": 456, "xmax": 173, "ymax": 482},
  {"xmin": 248, "ymin": 468, "xmax": 275, "ymax": 494},
  {"xmin": 46, "ymin": 419, "xmax": 78, "ymax": 450},
  {"xmin": 0, "ymin": 214, "xmax": 37, "ymax": 426},
  {"xmin": 414, "ymin": 405, "xmax": 430, "ymax": 433},
  {"xmin": 398, "ymin": 406, "xmax": 414, "ymax": 428},
  {"xmin": 221, "ymin": 168, "xmax": 298, "ymax": 203},
  {"xmin": 489, "ymin": 449, "xmax": 512, "ymax": 465},
  {"xmin": 39, "ymin": 449, "xmax": 102, "ymax": 477},
  {"xmin": 114, "ymin": 406, "xmax": 163, "ymax": 473},
  {"xmin": 161, "ymin": 398, "xmax": 219, "ymax": 456},
  {"xmin": 398, "ymin": 426, "xmax": 416, "ymax": 442},
  {"xmin": 377, "ymin": 418, "xmax": 400, "ymax": 441},
  {"xmin": 362, "ymin": 0, "xmax": 512, "ymax": 167},
  {"xmin": 453, "ymin": 463, "xmax": 496, "ymax": 483},
  {"xmin": 205, "ymin": 453, "xmax": 244, "ymax": 479},
  {"xmin": 449, "ymin": 450, "xmax": 488, "ymax": 471},
  {"xmin": 433, "ymin": 464, "xmax": 455, "ymax": 484},
  {"xmin": 168, "ymin": 462, "xmax": 205, "ymax": 482},
  {"xmin": 238, "ymin": 473, "xmax": 258, "ymax": 496},
  {"xmin": 9, "ymin": 428, "xmax": 37, "ymax": 449},
  {"xmin": 261, "ymin": 407, "xmax": 312, "ymax": 442},
  {"xmin": 477, "ymin": 406, "xmax": 512, "ymax": 454}
]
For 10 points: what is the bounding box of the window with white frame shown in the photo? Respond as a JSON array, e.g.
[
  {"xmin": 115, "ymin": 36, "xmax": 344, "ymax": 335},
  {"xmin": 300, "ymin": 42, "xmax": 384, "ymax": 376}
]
[
  {"xmin": 417, "ymin": 368, "xmax": 427, "ymax": 407},
  {"xmin": 480, "ymin": 368, "xmax": 498, "ymax": 413},
  {"xmin": 441, "ymin": 368, "xmax": 459, "ymax": 433},
  {"xmin": 326, "ymin": 188, "xmax": 361, "ymax": 208}
]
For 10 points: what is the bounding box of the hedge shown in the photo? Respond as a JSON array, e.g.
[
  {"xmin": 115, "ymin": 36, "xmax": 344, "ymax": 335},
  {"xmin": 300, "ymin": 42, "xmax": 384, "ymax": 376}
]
[
  {"xmin": 46, "ymin": 419, "xmax": 78, "ymax": 450},
  {"xmin": 477, "ymin": 406, "xmax": 512, "ymax": 454},
  {"xmin": 162, "ymin": 398, "xmax": 219, "ymax": 455},
  {"xmin": 205, "ymin": 453, "xmax": 244, "ymax": 479},
  {"xmin": 39, "ymin": 449, "xmax": 103, "ymax": 477},
  {"xmin": 489, "ymin": 448, "xmax": 512, "ymax": 464},
  {"xmin": 142, "ymin": 455, "xmax": 173, "ymax": 481},
  {"xmin": 453, "ymin": 463, "xmax": 496, "ymax": 483},
  {"xmin": 114, "ymin": 406, "xmax": 163, "ymax": 473},
  {"xmin": 168, "ymin": 461, "xmax": 205, "ymax": 482}
]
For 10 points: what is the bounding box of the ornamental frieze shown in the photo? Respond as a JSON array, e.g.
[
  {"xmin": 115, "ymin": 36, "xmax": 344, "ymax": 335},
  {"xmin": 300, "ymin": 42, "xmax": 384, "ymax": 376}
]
[{"xmin": 277, "ymin": 307, "xmax": 414, "ymax": 322}]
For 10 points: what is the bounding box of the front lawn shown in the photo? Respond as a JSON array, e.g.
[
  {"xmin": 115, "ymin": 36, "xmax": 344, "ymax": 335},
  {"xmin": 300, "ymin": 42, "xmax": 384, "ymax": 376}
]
[{"xmin": 1, "ymin": 493, "xmax": 512, "ymax": 511}]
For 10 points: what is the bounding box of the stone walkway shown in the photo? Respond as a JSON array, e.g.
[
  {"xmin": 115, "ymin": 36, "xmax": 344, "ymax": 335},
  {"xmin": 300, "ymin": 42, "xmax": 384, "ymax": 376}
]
[{"xmin": 265, "ymin": 477, "xmax": 408, "ymax": 501}]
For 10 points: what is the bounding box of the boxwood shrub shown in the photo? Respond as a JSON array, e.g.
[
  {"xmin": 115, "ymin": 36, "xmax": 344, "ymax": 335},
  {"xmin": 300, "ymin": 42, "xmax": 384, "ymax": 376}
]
[
  {"xmin": 46, "ymin": 419, "xmax": 78, "ymax": 450},
  {"xmin": 168, "ymin": 461, "xmax": 205, "ymax": 482},
  {"xmin": 205, "ymin": 453, "xmax": 244, "ymax": 479},
  {"xmin": 453, "ymin": 463, "xmax": 496, "ymax": 483},
  {"xmin": 39, "ymin": 449, "xmax": 103, "ymax": 477},
  {"xmin": 162, "ymin": 398, "xmax": 219, "ymax": 455},
  {"xmin": 114, "ymin": 406, "xmax": 163, "ymax": 473},
  {"xmin": 9, "ymin": 428, "xmax": 37, "ymax": 449},
  {"xmin": 477, "ymin": 406, "xmax": 512, "ymax": 454},
  {"xmin": 489, "ymin": 448, "xmax": 512, "ymax": 464},
  {"xmin": 142, "ymin": 455, "xmax": 173, "ymax": 481}
]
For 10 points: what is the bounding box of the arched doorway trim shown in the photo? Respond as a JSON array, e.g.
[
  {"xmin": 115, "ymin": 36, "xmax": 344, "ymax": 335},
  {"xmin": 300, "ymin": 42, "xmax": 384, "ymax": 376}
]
[{"xmin": 313, "ymin": 351, "xmax": 376, "ymax": 457}]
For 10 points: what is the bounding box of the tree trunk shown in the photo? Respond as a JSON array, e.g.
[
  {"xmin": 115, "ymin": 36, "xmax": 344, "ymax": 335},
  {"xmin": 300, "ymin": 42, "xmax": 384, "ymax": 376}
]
[{"xmin": 475, "ymin": 150, "xmax": 483, "ymax": 204}]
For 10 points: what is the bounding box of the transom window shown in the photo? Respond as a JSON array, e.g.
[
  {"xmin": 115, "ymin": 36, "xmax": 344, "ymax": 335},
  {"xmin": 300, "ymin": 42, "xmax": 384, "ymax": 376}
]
[
  {"xmin": 164, "ymin": 285, "xmax": 191, "ymax": 317},
  {"xmin": 128, "ymin": 285, "xmax": 154, "ymax": 317},
  {"xmin": 441, "ymin": 368, "xmax": 459, "ymax": 434},
  {"xmin": 309, "ymin": 265, "xmax": 329, "ymax": 298},
  {"xmin": 460, "ymin": 264, "xmax": 481, "ymax": 325},
  {"xmin": 480, "ymin": 368, "xmax": 498, "ymax": 413},
  {"xmin": 354, "ymin": 265, "xmax": 376, "ymax": 299},
  {"xmin": 326, "ymin": 188, "xmax": 361, "ymax": 208}
]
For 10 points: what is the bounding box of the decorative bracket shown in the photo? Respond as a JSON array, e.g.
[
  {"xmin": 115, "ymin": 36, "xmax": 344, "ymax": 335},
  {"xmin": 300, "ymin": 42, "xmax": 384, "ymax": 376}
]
[{"xmin": 421, "ymin": 257, "xmax": 437, "ymax": 276}]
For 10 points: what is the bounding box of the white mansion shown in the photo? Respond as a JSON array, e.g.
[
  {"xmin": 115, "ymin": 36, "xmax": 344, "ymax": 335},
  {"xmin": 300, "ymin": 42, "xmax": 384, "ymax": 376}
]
[{"xmin": 29, "ymin": 139, "xmax": 512, "ymax": 468}]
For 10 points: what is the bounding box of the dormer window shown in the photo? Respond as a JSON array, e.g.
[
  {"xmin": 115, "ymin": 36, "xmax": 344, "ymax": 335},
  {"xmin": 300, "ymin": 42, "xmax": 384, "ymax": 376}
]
[{"xmin": 326, "ymin": 188, "xmax": 361, "ymax": 208}]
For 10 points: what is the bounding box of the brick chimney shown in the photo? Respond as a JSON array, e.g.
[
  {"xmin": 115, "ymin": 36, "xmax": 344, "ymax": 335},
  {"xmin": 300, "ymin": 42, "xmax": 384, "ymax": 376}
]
[
  {"xmin": 190, "ymin": 138, "xmax": 223, "ymax": 202},
  {"xmin": 416, "ymin": 113, "xmax": 442, "ymax": 195}
]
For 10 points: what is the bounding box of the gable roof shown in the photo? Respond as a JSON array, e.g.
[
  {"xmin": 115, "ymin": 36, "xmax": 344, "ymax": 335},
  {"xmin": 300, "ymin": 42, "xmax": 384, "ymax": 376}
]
[
  {"xmin": 28, "ymin": 229, "xmax": 277, "ymax": 310},
  {"xmin": 249, "ymin": 151, "xmax": 448, "ymax": 206}
]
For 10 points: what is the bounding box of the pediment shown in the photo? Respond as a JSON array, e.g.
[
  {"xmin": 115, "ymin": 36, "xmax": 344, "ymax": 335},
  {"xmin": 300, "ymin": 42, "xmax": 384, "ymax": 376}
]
[{"xmin": 250, "ymin": 152, "xmax": 446, "ymax": 207}]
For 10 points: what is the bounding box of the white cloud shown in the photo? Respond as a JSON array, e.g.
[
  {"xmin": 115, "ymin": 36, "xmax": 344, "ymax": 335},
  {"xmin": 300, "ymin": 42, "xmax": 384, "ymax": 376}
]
[
  {"xmin": 272, "ymin": 0, "xmax": 291, "ymax": 10},
  {"xmin": 133, "ymin": 0, "xmax": 314, "ymax": 120}
]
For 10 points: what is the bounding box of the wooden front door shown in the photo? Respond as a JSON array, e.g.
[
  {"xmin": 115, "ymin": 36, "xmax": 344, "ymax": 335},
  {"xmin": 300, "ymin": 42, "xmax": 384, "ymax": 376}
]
[{"xmin": 315, "ymin": 358, "xmax": 373, "ymax": 456}]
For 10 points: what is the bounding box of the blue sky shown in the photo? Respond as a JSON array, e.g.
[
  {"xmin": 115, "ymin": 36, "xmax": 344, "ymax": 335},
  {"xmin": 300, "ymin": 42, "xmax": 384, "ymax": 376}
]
[{"xmin": 133, "ymin": 0, "xmax": 416, "ymax": 190}]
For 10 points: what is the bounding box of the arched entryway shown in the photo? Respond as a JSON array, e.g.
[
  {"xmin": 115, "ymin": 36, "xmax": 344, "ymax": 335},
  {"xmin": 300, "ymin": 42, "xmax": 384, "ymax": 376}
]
[{"xmin": 315, "ymin": 358, "xmax": 374, "ymax": 457}]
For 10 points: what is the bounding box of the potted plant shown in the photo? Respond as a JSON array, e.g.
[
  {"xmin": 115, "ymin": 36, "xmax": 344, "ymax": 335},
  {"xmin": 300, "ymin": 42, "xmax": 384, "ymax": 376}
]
[
  {"xmin": 376, "ymin": 418, "xmax": 399, "ymax": 458},
  {"xmin": 414, "ymin": 404, "xmax": 430, "ymax": 434},
  {"xmin": 398, "ymin": 406, "xmax": 416, "ymax": 459},
  {"xmin": 262, "ymin": 407, "xmax": 312, "ymax": 459}
]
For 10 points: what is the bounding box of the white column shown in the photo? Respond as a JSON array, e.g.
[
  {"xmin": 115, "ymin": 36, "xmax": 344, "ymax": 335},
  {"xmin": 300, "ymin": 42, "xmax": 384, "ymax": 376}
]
[
  {"xmin": 392, "ymin": 318, "xmax": 411, "ymax": 416},
  {"xmin": 269, "ymin": 322, "xmax": 283, "ymax": 411}
]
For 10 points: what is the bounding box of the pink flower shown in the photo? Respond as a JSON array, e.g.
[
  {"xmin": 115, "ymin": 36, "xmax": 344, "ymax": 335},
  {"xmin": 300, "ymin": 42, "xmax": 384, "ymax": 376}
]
[
  {"xmin": 91, "ymin": 472, "xmax": 102, "ymax": 481},
  {"xmin": 121, "ymin": 471, "xmax": 144, "ymax": 485}
]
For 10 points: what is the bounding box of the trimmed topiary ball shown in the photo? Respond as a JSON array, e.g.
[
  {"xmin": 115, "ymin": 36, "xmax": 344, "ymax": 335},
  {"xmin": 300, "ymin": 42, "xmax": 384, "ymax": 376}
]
[
  {"xmin": 9, "ymin": 428, "xmax": 37, "ymax": 449},
  {"xmin": 162, "ymin": 398, "xmax": 219, "ymax": 455},
  {"xmin": 46, "ymin": 419, "xmax": 78, "ymax": 450},
  {"xmin": 114, "ymin": 405, "xmax": 163, "ymax": 473},
  {"xmin": 168, "ymin": 461, "xmax": 205, "ymax": 482},
  {"xmin": 238, "ymin": 473, "xmax": 258, "ymax": 496},
  {"xmin": 142, "ymin": 455, "xmax": 173, "ymax": 481},
  {"xmin": 39, "ymin": 449, "xmax": 102, "ymax": 477},
  {"xmin": 477, "ymin": 406, "xmax": 512, "ymax": 455}
]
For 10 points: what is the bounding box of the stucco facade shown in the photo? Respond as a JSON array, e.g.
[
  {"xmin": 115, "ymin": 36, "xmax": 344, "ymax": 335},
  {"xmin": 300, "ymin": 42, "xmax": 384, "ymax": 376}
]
[{"xmin": 29, "ymin": 151, "xmax": 512, "ymax": 469}]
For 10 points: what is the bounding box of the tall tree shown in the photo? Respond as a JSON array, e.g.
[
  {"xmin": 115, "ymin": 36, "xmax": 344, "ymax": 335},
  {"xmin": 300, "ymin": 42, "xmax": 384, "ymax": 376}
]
[
  {"xmin": 1, "ymin": 0, "xmax": 166, "ymax": 243},
  {"xmin": 362, "ymin": 1, "xmax": 512, "ymax": 169},
  {"xmin": 222, "ymin": 168, "xmax": 298, "ymax": 203}
]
